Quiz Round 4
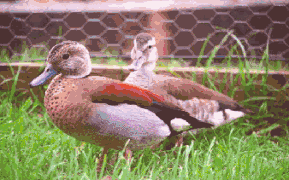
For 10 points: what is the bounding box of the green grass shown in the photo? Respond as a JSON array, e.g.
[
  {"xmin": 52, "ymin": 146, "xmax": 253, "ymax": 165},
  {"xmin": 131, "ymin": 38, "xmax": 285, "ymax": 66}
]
[{"xmin": 1, "ymin": 34, "xmax": 289, "ymax": 179}]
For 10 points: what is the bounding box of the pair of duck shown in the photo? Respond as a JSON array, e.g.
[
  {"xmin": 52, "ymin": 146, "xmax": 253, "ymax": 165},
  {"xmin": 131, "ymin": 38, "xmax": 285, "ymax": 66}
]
[{"xmin": 30, "ymin": 33, "xmax": 251, "ymax": 168}]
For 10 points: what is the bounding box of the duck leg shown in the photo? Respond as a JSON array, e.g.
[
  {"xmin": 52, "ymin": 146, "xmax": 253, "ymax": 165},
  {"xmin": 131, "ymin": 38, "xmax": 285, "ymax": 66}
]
[
  {"xmin": 124, "ymin": 149, "xmax": 132, "ymax": 163},
  {"xmin": 123, "ymin": 148, "xmax": 133, "ymax": 171},
  {"xmin": 97, "ymin": 147, "xmax": 133, "ymax": 172}
]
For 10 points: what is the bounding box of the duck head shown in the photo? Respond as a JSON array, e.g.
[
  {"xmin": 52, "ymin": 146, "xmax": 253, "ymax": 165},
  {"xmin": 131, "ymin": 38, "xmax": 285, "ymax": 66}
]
[
  {"xmin": 30, "ymin": 41, "xmax": 92, "ymax": 87},
  {"xmin": 127, "ymin": 33, "xmax": 158, "ymax": 72}
]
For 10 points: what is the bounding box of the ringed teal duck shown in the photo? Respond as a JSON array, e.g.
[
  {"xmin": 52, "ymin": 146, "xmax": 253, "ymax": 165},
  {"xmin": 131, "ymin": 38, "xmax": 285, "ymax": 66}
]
[
  {"xmin": 125, "ymin": 33, "xmax": 251, "ymax": 130},
  {"xmin": 30, "ymin": 41, "xmax": 213, "ymax": 169}
]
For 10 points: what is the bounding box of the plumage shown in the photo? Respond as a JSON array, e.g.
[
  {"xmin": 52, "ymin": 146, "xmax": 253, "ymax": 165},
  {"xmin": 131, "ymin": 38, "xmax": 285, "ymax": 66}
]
[
  {"xmin": 29, "ymin": 41, "xmax": 213, "ymax": 170},
  {"xmin": 125, "ymin": 33, "xmax": 250, "ymax": 130}
]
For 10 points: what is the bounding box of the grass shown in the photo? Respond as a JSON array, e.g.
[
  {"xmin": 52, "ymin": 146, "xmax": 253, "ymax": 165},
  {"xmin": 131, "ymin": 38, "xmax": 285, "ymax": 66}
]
[{"xmin": 1, "ymin": 35, "xmax": 289, "ymax": 179}]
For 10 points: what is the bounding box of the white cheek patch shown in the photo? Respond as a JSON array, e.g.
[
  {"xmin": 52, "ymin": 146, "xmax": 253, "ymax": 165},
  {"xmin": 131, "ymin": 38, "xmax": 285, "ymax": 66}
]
[
  {"xmin": 133, "ymin": 39, "xmax": 137, "ymax": 48},
  {"xmin": 148, "ymin": 47, "xmax": 158, "ymax": 62},
  {"xmin": 147, "ymin": 37, "xmax": 156, "ymax": 46}
]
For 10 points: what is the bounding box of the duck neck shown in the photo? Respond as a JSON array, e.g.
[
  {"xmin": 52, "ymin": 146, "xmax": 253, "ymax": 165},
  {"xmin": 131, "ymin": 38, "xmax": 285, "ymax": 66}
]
[
  {"xmin": 126, "ymin": 62, "xmax": 156, "ymax": 89},
  {"xmin": 142, "ymin": 61, "xmax": 156, "ymax": 76}
]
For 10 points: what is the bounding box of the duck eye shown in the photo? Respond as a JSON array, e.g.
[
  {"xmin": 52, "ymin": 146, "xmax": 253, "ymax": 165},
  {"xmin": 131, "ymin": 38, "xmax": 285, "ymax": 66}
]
[
  {"xmin": 62, "ymin": 54, "xmax": 69, "ymax": 59},
  {"xmin": 148, "ymin": 45, "xmax": 152, "ymax": 49}
]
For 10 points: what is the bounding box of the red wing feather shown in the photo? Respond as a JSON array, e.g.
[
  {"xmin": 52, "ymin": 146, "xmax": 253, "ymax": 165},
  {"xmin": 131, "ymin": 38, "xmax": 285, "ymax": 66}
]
[{"xmin": 101, "ymin": 83, "xmax": 164, "ymax": 104}]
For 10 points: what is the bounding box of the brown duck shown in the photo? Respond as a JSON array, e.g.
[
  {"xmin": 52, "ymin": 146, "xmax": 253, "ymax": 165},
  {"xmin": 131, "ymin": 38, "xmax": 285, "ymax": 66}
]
[{"xmin": 30, "ymin": 41, "xmax": 214, "ymax": 170}]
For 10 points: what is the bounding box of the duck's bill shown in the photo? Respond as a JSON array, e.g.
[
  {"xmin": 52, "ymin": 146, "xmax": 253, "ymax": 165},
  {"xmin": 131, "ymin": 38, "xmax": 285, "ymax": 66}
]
[
  {"xmin": 127, "ymin": 56, "xmax": 145, "ymax": 72},
  {"xmin": 30, "ymin": 64, "xmax": 57, "ymax": 87}
]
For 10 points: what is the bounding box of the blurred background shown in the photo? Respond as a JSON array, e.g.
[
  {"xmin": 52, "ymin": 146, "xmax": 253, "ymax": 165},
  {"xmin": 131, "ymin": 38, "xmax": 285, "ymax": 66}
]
[{"xmin": 1, "ymin": 0, "xmax": 289, "ymax": 63}]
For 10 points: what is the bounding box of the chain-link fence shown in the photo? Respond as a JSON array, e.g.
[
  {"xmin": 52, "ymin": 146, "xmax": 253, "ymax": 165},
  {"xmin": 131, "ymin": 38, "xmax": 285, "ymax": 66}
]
[{"xmin": 1, "ymin": 3, "xmax": 289, "ymax": 61}]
